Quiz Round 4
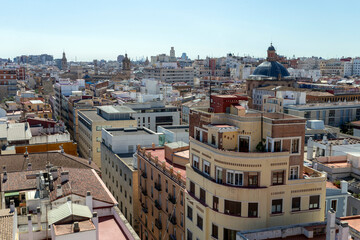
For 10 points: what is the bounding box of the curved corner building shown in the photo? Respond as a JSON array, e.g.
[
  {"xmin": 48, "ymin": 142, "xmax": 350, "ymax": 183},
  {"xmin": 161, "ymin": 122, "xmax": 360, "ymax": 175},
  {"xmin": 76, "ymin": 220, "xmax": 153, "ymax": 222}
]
[{"xmin": 185, "ymin": 95, "xmax": 326, "ymax": 240}]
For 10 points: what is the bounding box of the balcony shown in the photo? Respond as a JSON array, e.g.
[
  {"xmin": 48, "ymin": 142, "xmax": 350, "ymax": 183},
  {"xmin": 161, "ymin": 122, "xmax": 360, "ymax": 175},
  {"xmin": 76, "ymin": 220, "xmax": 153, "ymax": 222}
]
[
  {"xmin": 169, "ymin": 214, "xmax": 176, "ymax": 225},
  {"xmin": 141, "ymin": 203, "xmax": 148, "ymax": 213},
  {"xmin": 154, "ymin": 182, "xmax": 162, "ymax": 191},
  {"xmin": 168, "ymin": 194, "xmax": 176, "ymax": 204},
  {"xmin": 170, "ymin": 234, "xmax": 176, "ymax": 240},
  {"xmin": 141, "ymin": 187, "xmax": 148, "ymax": 196},
  {"xmin": 141, "ymin": 170, "xmax": 147, "ymax": 179},
  {"xmin": 155, "ymin": 218, "xmax": 162, "ymax": 230},
  {"xmin": 155, "ymin": 200, "xmax": 162, "ymax": 210}
]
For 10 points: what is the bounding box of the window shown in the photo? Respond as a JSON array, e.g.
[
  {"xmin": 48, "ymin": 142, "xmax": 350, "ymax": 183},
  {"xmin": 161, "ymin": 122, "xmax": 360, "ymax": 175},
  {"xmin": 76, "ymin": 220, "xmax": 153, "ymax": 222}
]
[
  {"xmin": 180, "ymin": 191, "xmax": 183, "ymax": 206},
  {"xmin": 224, "ymin": 200, "xmax": 241, "ymax": 216},
  {"xmin": 248, "ymin": 173, "xmax": 258, "ymax": 187},
  {"xmin": 291, "ymin": 139, "xmax": 300, "ymax": 154},
  {"xmin": 292, "ymin": 197, "xmax": 301, "ymax": 212},
  {"xmin": 120, "ymin": 169, "xmax": 122, "ymax": 176},
  {"xmin": 116, "ymin": 165, "xmax": 118, "ymax": 172},
  {"xmin": 272, "ymin": 199, "xmax": 283, "ymax": 214},
  {"xmin": 187, "ymin": 229, "xmax": 192, "ymax": 240},
  {"xmin": 272, "ymin": 170, "xmax": 284, "ymax": 185},
  {"xmin": 125, "ymin": 191, "xmax": 127, "ymax": 198},
  {"xmin": 248, "ymin": 203, "xmax": 258, "ymax": 217},
  {"xmin": 129, "ymin": 196, "xmax": 132, "ymax": 204},
  {"xmin": 192, "ymin": 155, "xmax": 199, "ymax": 169},
  {"xmin": 213, "ymin": 196, "xmax": 219, "ymax": 211},
  {"xmin": 309, "ymin": 195, "xmax": 320, "ymax": 210},
  {"xmin": 197, "ymin": 215, "xmax": 203, "ymax": 230},
  {"xmin": 166, "ymin": 180, "xmax": 168, "ymax": 192},
  {"xmin": 274, "ymin": 140, "xmax": 281, "ymax": 152},
  {"xmin": 181, "ymin": 212, "xmax": 184, "ymax": 227},
  {"xmin": 331, "ymin": 199, "xmax": 337, "ymax": 211},
  {"xmin": 216, "ymin": 167, "xmax": 223, "ymax": 184},
  {"xmin": 129, "ymin": 179, "xmax": 132, "ymax": 186},
  {"xmin": 290, "ymin": 166, "xmax": 299, "ymax": 180},
  {"xmin": 190, "ymin": 181, "xmax": 195, "ymax": 195},
  {"xmin": 151, "ymin": 169, "xmax": 153, "ymax": 180},
  {"xmin": 200, "ymin": 188, "xmax": 206, "ymax": 204},
  {"xmin": 187, "ymin": 206, "xmax": 193, "ymax": 220},
  {"xmin": 124, "ymin": 174, "xmax": 127, "ymax": 181},
  {"xmin": 96, "ymin": 126, "xmax": 102, "ymax": 131},
  {"xmin": 212, "ymin": 224, "xmax": 218, "ymax": 239},
  {"xmin": 238, "ymin": 136, "xmax": 250, "ymax": 152},
  {"xmin": 120, "ymin": 185, "xmax": 122, "ymax": 193},
  {"xmin": 203, "ymin": 160, "xmax": 210, "ymax": 175},
  {"xmin": 226, "ymin": 170, "xmax": 243, "ymax": 186}
]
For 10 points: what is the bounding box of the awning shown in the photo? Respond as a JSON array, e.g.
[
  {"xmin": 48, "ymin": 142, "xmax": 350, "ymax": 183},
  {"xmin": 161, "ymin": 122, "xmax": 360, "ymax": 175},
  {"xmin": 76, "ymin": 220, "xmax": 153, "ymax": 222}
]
[{"xmin": 4, "ymin": 192, "xmax": 19, "ymax": 197}]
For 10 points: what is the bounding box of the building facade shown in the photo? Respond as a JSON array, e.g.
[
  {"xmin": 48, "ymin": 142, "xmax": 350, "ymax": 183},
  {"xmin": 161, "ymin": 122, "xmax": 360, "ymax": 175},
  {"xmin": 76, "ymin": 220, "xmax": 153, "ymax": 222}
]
[
  {"xmin": 78, "ymin": 106, "xmax": 137, "ymax": 168},
  {"xmin": 136, "ymin": 143, "xmax": 189, "ymax": 240},
  {"xmin": 185, "ymin": 99, "xmax": 326, "ymax": 240}
]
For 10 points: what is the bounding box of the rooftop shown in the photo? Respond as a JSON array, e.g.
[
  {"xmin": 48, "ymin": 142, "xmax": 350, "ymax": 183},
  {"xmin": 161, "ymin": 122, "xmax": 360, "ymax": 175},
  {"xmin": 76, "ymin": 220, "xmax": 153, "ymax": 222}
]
[
  {"xmin": 0, "ymin": 209, "xmax": 15, "ymax": 240},
  {"xmin": 99, "ymin": 216, "xmax": 128, "ymax": 240},
  {"xmin": 340, "ymin": 215, "xmax": 360, "ymax": 233},
  {"xmin": 165, "ymin": 141, "xmax": 189, "ymax": 149},
  {"xmin": 49, "ymin": 201, "xmax": 93, "ymax": 225},
  {"xmin": 106, "ymin": 127, "xmax": 156, "ymax": 136},
  {"xmin": 97, "ymin": 105, "xmax": 135, "ymax": 114},
  {"xmin": 285, "ymin": 101, "xmax": 360, "ymax": 110},
  {"xmin": 53, "ymin": 220, "xmax": 95, "ymax": 236},
  {"xmin": 0, "ymin": 152, "xmax": 100, "ymax": 174}
]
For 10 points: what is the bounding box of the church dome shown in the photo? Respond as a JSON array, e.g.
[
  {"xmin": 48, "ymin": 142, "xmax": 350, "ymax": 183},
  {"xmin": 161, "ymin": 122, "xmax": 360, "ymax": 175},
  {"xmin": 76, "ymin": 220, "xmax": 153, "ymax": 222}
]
[{"xmin": 252, "ymin": 61, "xmax": 290, "ymax": 78}]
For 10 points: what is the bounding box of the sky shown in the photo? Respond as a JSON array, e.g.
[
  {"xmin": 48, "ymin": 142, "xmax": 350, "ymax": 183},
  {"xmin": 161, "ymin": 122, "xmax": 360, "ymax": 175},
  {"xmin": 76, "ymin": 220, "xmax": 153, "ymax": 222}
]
[{"xmin": 1, "ymin": 0, "xmax": 360, "ymax": 61}]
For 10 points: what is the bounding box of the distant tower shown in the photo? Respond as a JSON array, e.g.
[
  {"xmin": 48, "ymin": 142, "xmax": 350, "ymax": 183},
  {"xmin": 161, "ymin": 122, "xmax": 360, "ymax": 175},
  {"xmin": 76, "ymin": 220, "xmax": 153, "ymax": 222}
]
[
  {"xmin": 170, "ymin": 47, "xmax": 176, "ymax": 61},
  {"xmin": 144, "ymin": 57, "xmax": 149, "ymax": 66},
  {"xmin": 122, "ymin": 54, "xmax": 131, "ymax": 71},
  {"xmin": 61, "ymin": 52, "xmax": 67, "ymax": 70},
  {"xmin": 267, "ymin": 43, "xmax": 277, "ymax": 61},
  {"xmin": 93, "ymin": 60, "xmax": 99, "ymax": 75}
]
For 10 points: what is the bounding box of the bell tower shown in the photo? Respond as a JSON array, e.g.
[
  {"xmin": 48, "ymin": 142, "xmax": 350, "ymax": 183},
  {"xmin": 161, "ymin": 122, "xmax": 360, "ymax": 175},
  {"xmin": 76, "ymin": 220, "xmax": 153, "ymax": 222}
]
[{"xmin": 267, "ymin": 43, "xmax": 277, "ymax": 61}]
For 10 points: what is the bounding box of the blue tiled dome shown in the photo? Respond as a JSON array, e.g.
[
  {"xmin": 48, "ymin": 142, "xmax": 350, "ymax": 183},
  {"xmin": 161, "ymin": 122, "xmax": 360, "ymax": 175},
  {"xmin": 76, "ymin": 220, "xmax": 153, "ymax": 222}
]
[{"xmin": 252, "ymin": 61, "xmax": 290, "ymax": 78}]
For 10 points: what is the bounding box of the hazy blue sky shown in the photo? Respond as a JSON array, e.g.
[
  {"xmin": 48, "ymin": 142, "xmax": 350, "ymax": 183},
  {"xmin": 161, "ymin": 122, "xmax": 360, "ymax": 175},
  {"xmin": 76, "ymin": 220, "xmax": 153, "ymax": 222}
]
[{"xmin": 1, "ymin": 0, "xmax": 359, "ymax": 61}]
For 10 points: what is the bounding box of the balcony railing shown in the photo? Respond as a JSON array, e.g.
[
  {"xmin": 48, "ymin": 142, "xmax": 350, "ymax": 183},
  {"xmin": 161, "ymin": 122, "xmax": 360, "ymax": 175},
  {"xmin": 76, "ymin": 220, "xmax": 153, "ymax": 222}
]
[
  {"xmin": 141, "ymin": 187, "xmax": 147, "ymax": 196},
  {"xmin": 141, "ymin": 203, "xmax": 148, "ymax": 213},
  {"xmin": 141, "ymin": 171, "xmax": 147, "ymax": 179},
  {"xmin": 155, "ymin": 200, "xmax": 162, "ymax": 210},
  {"xmin": 168, "ymin": 194, "xmax": 176, "ymax": 204},
  {"xmin": 155, "ymin": 218, "xmax": 162, "ymax": 229},
  {"xmin": 154, "ymin": 182, "xmax": 162, "ymax": 191},
  {"xmin": 169, "ymin": 214, "xmax": 176, "ymax": 225}
]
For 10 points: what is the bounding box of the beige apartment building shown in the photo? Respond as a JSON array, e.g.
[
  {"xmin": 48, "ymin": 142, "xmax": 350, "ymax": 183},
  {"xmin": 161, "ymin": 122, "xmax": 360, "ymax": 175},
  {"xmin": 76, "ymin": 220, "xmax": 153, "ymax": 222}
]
[
  {"xmin": 185, "ymin": 97, "xmax": 326, "ymax": 240},
  {"xmin": 320, "ymin": 59, "xmax": 345, "ymax": 76},
  {"xmin": 78, "ymin": 106, "xmax": 137, "ymax": 168},
  {"xmin": 101, "ymin": 127, "xmax": 162, "ymax": 234},
  {"xmin": 143, "ymin": 67, "xmax": 194, "ymax": 85},
  {"xmin": 136, "ymin": 142, "xmax": 189, "ymax": 240}
]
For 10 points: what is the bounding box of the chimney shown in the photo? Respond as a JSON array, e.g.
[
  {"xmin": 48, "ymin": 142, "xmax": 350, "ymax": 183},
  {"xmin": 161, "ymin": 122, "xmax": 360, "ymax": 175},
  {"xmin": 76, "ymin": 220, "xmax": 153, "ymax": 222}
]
[
  {"xmin": 86, "ymin": 191, "xmax": 93, "ymax": 212},
  {"xmin": 338, "ymin": 221, "xmax": 350, "ymax": 240},
  {"xmin": 56, "ymin": 185, "xmax": 62, "ymax": 198},
  {"xmin": 9, "ymin": 199, "xmax": 15, "ymax": 213},
  {"xmin": 28, "ymin": 214, "xmax": 33, "ymax": 240},
  {"xmin": 27, "ymin": 163, "xmax": 32, "ymax": 171},
  {"xmin": 92, "ymin": 212, "xmax": 99, "ymax": 240},
  {"xmin": 341, "ymin": 180, "xmax": 348, "ymax": 194},
  {"xmin": 326, "ymin": 209, "xmax": 336, "ymax": 240},
  {"xmin": 61, "ymin": 171, "xmax": 69, "ymax": 183},
  {"xmin": 3, "ymin": 171, "xmax": 7, "ymax": 183},
  {"xmin": 73, "ymin": 222, "xmax": 80, "ymax": 232},
  {"xmin": 36, "ymin": 207, "xmax": 41, "ymax": 231},
  {"xmin": 67, "ymin": 196, "xmax": 71, "ymax": 202},
  {"xmin": 36, "ymin": 173, "xmax": 40, "ymax": 190}
]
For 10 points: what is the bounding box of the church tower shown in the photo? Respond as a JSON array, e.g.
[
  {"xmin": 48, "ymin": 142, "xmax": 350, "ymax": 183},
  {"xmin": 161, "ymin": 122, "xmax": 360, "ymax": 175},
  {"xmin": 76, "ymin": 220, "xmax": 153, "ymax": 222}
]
[
  {"xmin": 267, "ymin": 43, "xmax": 277, "ymax": 61},
  {"xmin": 122, "ymin": 54, "xmax": 131, "ymax": 71},
  {"xmin": 61, "ymin": 52, "xmax": 67, "ymax": 70}
]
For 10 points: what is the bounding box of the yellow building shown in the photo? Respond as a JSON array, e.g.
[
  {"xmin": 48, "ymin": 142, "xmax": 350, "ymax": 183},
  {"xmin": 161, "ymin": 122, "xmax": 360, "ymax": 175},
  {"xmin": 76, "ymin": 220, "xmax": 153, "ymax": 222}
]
[
  {"xmin": 23, "ymin": 99, "xmax": 52, "ymax": 119},
  {"xmin": 185, "ymin": 100, "xmax": 326, "ymax": 240},
  {"xmin": 78, "ymin": 106, "xmax": 137, "ymax": 168}
]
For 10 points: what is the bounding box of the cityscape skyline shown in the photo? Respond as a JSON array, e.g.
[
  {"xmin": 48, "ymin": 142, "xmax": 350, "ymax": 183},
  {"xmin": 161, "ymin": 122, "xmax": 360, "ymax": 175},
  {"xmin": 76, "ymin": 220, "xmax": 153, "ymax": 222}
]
[{"xmin": 1, "ymin": 0, "xmax": 360, "ymax": 61}]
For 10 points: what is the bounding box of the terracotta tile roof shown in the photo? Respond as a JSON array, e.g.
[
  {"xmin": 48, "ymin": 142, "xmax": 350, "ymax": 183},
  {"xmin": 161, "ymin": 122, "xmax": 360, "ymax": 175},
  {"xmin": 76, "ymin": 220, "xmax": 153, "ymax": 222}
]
[
  {"xmin": 50, "ymin": 168, "xmax": 117, "ymax": 205},
  {"xmin": 1, "ymin": 170, "xmax": 38, "ymax": 192},
  {"xmin": 0, "ymin": 209, "xmax": 14, "ymax": 240},
  {"xmin": 53, "ymin": 219, "xmax": 95, "ymax": 236},
  {"xmin": 0, "ymin": 152, "xmax": 100, "ymax": 174}
]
